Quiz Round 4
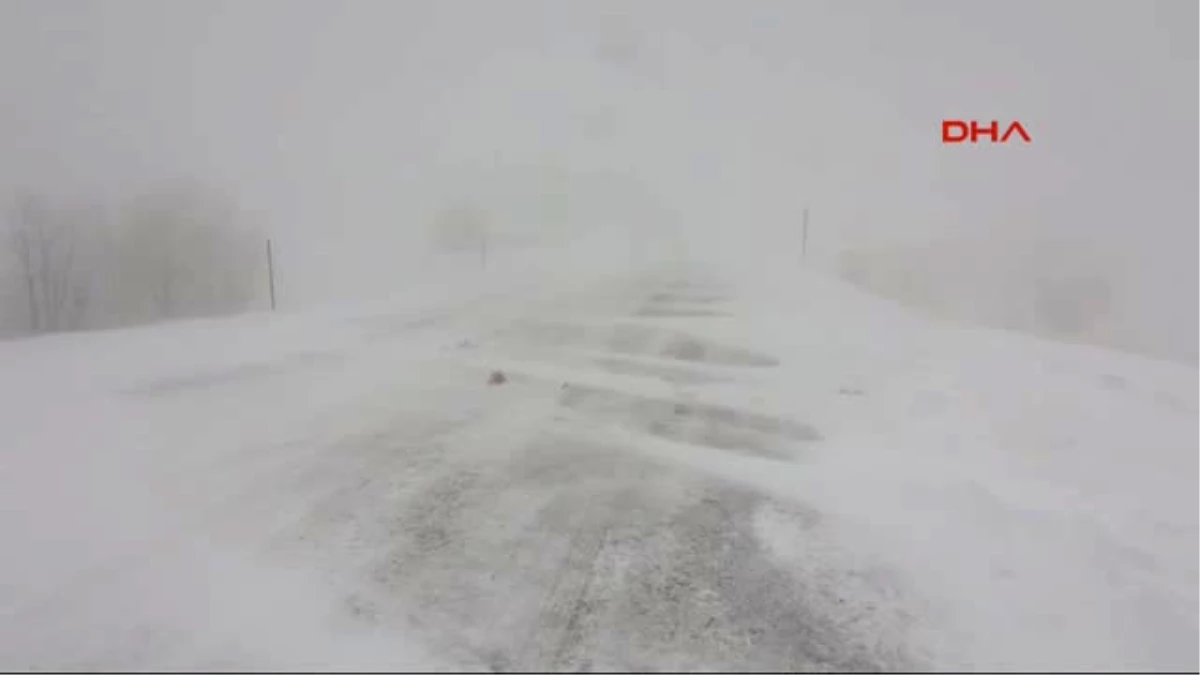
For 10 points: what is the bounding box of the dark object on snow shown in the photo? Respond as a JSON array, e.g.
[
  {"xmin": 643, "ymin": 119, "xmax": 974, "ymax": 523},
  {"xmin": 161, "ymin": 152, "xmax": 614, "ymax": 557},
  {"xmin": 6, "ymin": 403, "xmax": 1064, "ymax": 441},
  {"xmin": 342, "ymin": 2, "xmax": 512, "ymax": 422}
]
[
  {"xmin": 838, "ymin": 387, "xmax": 866, "ymax": 397},
  {"xmin": 488, "ymin": 370, "xmax": 507, "ymax": 385}
]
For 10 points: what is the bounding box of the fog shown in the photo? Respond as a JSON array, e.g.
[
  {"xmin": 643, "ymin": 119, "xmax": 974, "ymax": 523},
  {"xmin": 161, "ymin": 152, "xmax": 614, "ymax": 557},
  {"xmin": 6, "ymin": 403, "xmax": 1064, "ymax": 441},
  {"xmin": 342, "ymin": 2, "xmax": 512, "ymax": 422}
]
[
  {"xmin": 0, "ymin": 0, "xmax": 1195, "ymax": 362},
  {"xmin": 0, "ymin": 4, "xmax": 1196, "ymax": 669}
]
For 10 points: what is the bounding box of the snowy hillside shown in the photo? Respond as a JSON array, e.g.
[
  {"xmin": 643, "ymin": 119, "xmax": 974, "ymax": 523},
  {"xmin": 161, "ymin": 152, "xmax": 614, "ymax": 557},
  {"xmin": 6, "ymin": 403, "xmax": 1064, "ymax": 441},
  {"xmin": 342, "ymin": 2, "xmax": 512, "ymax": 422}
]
[{"xmin": 0, "ymin": 250, "xmax": 1195, "ymax": 671}]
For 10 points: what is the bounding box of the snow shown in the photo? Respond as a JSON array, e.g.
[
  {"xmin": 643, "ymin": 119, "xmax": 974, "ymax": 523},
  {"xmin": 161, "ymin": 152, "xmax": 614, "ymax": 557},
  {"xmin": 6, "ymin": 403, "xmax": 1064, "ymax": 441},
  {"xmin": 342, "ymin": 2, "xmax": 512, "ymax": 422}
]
[
  {"xmin": 0, "ymin": 244, "xmax": 1194, "ymax": 671},
  {"xmin": 680, "ymin": 252, "xmax": 1197, "ymax": 670},
  {"xmin": 0, "ymin": 237, "xmax": 653, "ymax": 669}
]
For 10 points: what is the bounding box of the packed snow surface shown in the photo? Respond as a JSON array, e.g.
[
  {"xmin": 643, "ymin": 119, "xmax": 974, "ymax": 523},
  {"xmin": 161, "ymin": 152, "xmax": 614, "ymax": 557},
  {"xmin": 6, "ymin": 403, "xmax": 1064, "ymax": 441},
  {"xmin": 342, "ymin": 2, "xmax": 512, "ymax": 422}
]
[{"xmin": 1, "ymin": 247, "xmax": 1195, "ymax": 671}]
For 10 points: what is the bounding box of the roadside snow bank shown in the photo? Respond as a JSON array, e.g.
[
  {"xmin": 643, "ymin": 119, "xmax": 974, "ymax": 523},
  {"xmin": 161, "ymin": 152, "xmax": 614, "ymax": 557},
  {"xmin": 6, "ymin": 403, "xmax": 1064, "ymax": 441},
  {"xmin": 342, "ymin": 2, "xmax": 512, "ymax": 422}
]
[{"xmin": 662, "ymin": 253, "xmax": 1198, "ymax": 670}]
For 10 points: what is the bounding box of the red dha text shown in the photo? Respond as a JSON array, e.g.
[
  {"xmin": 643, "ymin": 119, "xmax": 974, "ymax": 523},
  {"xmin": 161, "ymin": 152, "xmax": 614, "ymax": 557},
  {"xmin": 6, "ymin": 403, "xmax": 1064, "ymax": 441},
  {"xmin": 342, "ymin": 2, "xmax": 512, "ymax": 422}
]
[{"xmin": 942, "ymin": 120, "xmax": 1032, "ymax": 144}]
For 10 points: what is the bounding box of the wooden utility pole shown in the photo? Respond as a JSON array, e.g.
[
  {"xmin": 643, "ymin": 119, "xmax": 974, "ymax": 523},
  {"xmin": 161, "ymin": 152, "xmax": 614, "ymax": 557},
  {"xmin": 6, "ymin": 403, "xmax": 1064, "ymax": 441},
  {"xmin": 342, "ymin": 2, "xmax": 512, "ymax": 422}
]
[
  {"xmin": 266, "ymin": 238, "xmax": 277, "ymax": 311},
  {"xmin": 802, "ymin": 207, "xmax": 809, "ymax": 262}
]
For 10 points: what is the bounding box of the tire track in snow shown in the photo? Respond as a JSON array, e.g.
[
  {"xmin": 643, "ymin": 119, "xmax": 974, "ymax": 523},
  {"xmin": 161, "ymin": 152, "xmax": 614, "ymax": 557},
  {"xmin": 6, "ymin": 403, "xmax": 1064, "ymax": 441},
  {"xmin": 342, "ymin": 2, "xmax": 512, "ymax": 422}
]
[
  {"xmin": 6, "ymin": 272, "xmax": 922, "ymax": 671},
  {"xmin": 291, "ymin": 276, "xmax": 923, "ymax": 671}
]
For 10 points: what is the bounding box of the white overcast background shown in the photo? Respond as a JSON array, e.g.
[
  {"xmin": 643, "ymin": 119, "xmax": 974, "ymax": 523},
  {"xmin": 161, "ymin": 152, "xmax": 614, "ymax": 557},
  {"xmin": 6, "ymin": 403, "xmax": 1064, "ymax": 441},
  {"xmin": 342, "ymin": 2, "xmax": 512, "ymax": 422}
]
[{"xmin": 0, "ymin": 0, "xmax": 1195, "ymax": 361}]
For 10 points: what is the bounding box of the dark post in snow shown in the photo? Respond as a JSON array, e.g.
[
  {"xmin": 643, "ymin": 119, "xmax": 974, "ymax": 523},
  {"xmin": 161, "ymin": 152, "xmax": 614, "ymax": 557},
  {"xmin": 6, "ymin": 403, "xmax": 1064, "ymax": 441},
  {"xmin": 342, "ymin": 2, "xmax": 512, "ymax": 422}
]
[
  {"xmin": 481, "ymin": 230, "xmax": 488, "ymax": 269},
  {"xmin": 266, "ymin": 238, "xmax": 277, "ymax": 311},
  {"xmin": 801, "ymin": 207, "xmax": 809, "ymax": 262}
]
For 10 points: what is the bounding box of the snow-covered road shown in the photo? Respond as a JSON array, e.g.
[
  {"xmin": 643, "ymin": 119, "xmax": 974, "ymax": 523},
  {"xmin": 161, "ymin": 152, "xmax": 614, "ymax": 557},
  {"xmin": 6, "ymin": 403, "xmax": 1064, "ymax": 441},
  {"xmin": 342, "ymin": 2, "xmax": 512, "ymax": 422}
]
[
  {"xmin": 1, "ymin": 258, "xmax": 1195, "ymax": 671},
  {"xmin": 0, "ymin": 266, "xmax": 907, "ymax": 667}
]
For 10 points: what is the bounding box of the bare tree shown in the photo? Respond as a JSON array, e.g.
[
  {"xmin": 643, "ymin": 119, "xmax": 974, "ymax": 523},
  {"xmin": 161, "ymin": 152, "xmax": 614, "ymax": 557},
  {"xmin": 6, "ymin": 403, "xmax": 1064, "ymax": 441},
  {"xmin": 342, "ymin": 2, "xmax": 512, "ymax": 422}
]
[
  {"xmin": 116, "ymin": 184, "xmax": 259, "ymax": 323},
  {"xmin": 10, "ymin": 197, "xmax": 41, "ymax": 332},
  {"xmin": 3, "ymin": 185, "xmax": 258, "ymax": 334},
  {"xmin": 7, "ymin": 193, "xmax": 89, "ymax": 332}
]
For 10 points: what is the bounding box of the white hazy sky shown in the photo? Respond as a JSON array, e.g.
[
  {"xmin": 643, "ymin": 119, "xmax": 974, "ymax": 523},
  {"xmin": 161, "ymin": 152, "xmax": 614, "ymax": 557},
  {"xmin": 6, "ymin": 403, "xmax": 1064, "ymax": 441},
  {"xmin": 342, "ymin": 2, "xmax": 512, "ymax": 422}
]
[{"xmin": 0, "ymin": 1, "xmax": 1195, "ymax": 356}]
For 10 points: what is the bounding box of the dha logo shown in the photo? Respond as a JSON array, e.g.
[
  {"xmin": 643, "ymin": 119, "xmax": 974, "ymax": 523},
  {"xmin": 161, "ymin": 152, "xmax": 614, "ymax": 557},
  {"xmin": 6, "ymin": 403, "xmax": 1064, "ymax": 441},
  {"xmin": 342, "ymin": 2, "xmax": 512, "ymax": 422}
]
[{"xmin": 942, "ymin": 119, "xmax": 1031, "ymax": 144}]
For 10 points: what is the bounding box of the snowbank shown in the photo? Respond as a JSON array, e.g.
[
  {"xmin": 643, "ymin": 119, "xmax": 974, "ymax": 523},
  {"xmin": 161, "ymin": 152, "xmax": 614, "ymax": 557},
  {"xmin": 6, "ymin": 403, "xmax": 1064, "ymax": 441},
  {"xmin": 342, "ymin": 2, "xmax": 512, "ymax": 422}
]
[{"xmin": 654, "ymin": 250, "xmax": 1199, "ymax": 670}]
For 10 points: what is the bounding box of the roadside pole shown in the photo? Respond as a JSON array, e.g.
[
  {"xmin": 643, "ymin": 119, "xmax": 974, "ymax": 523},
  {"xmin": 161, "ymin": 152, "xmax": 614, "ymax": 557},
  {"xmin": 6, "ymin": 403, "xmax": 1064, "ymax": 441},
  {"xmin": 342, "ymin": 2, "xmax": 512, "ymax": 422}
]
[
  {"xmin": 266, "ymin": 238, "xmax": 277, "ymax": 311},
  {"xmin": 802, "ymin": 207, "xmax": 809, "ymax": 262}
]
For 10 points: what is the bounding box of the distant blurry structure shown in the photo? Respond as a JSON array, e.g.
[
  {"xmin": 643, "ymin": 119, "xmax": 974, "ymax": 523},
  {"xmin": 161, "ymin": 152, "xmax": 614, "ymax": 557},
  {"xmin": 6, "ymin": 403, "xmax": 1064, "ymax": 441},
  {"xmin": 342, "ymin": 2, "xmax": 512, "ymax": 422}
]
[{"xmin": 834, "ymin": 235, "xmax": 1151, "ymax": 360}]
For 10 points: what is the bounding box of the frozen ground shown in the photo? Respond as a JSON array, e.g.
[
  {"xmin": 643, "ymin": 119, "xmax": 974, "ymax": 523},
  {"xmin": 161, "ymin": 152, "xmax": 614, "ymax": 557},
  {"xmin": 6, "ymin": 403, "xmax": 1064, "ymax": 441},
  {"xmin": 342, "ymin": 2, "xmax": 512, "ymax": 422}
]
[{"xmin": 0, "ymin": 246, "xmax": 1195, "ymax": 671}]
